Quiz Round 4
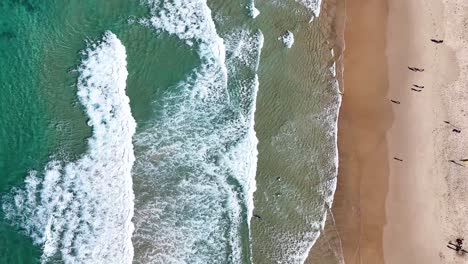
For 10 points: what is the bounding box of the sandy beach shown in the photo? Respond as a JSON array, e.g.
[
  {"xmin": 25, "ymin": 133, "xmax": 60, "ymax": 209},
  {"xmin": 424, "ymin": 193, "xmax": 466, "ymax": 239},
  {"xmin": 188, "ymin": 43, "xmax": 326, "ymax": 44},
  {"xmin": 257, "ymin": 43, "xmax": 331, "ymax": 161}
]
[
  {"xmin": 308, "ymin": 0, "xmax": 468, "ymax": 263},
  {"xmin": 330, "ymin": 0, "xmax": 391, "ymax": 262}
]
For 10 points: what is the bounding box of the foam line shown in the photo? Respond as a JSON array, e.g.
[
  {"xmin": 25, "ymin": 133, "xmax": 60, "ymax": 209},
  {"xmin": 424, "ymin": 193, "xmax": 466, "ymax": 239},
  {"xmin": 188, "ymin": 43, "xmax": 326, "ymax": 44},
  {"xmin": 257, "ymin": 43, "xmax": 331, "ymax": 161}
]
[{"xmin": 295, "ymin": 54, "xmax": 343, "ymax": 264}]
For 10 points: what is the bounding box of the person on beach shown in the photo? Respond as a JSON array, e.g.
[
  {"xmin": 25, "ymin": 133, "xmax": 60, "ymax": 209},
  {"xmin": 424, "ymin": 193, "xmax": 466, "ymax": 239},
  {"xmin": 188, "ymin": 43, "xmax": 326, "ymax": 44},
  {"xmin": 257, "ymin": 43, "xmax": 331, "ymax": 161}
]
[
  {"xmin": 447, "ymin": 242, "xmax": 462, "ymax": 252},
  {"xmin": 408, "ymin": 67, "xmax": 424, "ymax": 72},
  {"xmin": 411, "ymin": 88, "xmax": 422, "ymax": 92},
  {"xmin": 393, "ymin": 157, "xmax": 403, "ymax": 162},
  {"xmin": 447, "ymin": 239, "xmax": 468, "ymax": 255},
  {"xmin": 444, "ymin": 121, "xmax": 462, "ymax": 132},
  {"xmin": 449, "ymin": 160, "xmax": 465, "ymax": 167},
  {"xmin": 390, "ymin": 99, "xmax": 400, "ymax": 104},
  {"xmin": 413, "ymin": 84, "xmax": 424, "ymax": 88},
  {"xmin": 431, "ymin": 39, "xmax": 444, "ymax": 43}
]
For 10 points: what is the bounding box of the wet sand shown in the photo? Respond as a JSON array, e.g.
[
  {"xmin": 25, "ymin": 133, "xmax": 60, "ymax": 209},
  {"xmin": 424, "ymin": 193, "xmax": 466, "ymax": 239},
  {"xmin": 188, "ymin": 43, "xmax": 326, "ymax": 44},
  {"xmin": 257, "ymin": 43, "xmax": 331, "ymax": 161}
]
[
  {"xmin": 309, "ymin": 0, "xmax": 468, "ymax": 263},
  {"xmin": 331, "ymin": 0, "xmax": 392, "ymax": 262}
]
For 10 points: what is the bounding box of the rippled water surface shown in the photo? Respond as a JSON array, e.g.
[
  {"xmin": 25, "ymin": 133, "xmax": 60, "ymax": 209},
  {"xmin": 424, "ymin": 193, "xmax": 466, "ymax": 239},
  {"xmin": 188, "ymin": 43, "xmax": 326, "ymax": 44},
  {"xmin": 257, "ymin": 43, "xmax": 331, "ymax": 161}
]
[{"xmin": 0, "ymin": 0, "xmax": 339, "ymax": 263}]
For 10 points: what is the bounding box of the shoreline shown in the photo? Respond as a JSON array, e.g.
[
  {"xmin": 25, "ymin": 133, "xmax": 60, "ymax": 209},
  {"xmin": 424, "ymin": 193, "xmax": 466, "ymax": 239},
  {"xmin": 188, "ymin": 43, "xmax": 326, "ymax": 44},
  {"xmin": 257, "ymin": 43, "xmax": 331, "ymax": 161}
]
[
  {"xmin": 305, "ymin": 0, "xmax": 347, "ymax": 262},
  {"xmin": 312, "ymin": 0, "xmax": 468, "ymax": 263}
]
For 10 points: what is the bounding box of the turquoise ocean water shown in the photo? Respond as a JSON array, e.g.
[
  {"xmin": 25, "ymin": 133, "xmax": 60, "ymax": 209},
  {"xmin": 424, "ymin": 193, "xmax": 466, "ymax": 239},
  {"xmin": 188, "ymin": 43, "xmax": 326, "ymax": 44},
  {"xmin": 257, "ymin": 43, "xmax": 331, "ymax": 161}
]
[{"xmin": 0, "ymin": 0, "xmax": 340, "ymax": 263}]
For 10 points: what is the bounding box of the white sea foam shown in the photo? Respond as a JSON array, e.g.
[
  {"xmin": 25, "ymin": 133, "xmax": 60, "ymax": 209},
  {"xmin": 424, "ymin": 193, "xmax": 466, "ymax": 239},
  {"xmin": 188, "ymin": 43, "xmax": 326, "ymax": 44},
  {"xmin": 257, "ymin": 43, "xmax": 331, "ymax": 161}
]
[
  {"xmin": 330, "ymin": 49, "xmax": 337, "ymax": 77},
  {"xmin": 224, "ymin": 30, "xmax": 264, "ymax": 228},
  {"xmin": 279, "ymin": 31, "xmax": 295, "ymax": 48},
  {"xmin": 223, "ymin": 30, "xmax": 263, "ymax": 262},
  {"xmin": 142, "ymin": 0, "xmax": 227, "ymax": 69},
  {"xmin": 330, "ymin": 62, "xmax": 337, "ymax": 77},
  {"xmin": 248, "ymin": 0, "xmax": 260, "ymax": 18},
  {"xmin": 296, "ymin": 0, "xmax": 322, "ymax": 19},
  {"xmin": 267, "ymin": 71, "xmax": 342, "ymax": 263},
  {"xmin": 294, "ymin": 59, "xmax": 343, "ymax": 264},
  {"xmin": 132, "ymin": 1, "xmax": 262, "ymax": 263},
  {"xmin": 297, "ymin": 98, "xmax": 343, "ymax": 264},
  {"xmin": 299, "ymin": 102, "xmax": 342, "ymax": 264},
  {"xmin": 2, "ymin": 32, "xmax": 136, "ymax": 264}
]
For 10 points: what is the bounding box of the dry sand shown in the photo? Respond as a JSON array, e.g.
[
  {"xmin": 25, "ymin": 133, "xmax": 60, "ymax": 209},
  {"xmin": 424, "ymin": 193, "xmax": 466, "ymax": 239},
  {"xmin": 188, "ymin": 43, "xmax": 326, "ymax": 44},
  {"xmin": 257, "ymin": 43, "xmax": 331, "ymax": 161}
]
[{"xmin": 308, "ymin": 0, "xmax": 468, "ymax": 263}]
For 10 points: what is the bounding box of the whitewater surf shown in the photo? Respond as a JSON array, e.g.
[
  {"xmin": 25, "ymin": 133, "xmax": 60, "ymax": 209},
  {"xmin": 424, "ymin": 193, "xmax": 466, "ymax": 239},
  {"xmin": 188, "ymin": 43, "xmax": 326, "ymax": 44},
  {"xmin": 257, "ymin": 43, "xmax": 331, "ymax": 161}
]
[{"xmin": 2, "ymin": 32, "xmax": 136, "ymax": 264}]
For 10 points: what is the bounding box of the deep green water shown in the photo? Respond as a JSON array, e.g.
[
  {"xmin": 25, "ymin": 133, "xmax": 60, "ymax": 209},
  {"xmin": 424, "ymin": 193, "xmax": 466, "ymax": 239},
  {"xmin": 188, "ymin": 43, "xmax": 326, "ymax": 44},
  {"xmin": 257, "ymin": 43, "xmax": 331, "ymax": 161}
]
[{"xmin": 0, "ymin": 0, "xmax": 340, "ymax": 263}]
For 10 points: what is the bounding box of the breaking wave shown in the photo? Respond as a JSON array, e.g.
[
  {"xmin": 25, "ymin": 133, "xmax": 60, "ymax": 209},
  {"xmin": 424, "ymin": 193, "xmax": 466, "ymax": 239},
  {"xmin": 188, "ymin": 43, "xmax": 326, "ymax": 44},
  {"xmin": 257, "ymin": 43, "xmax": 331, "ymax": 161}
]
[
  {"xmin": 2, "ymin": 32, "xmax": 136, "ymax": 264},
  {"xmin": 132, "ymin": 1, "xmax": 263, "ymax": 263},
  {"xmin": 297, "ymin": 0, "xmax": 322, "ymax": 18}
]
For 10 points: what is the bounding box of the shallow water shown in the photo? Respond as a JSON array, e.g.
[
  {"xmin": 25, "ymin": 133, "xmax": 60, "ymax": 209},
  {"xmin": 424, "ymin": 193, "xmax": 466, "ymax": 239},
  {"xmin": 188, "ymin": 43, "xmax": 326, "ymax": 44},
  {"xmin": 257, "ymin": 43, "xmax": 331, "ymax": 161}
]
[{"xmin": 0, "ymin": 0, "xmax": 339, "ymax": 263}]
